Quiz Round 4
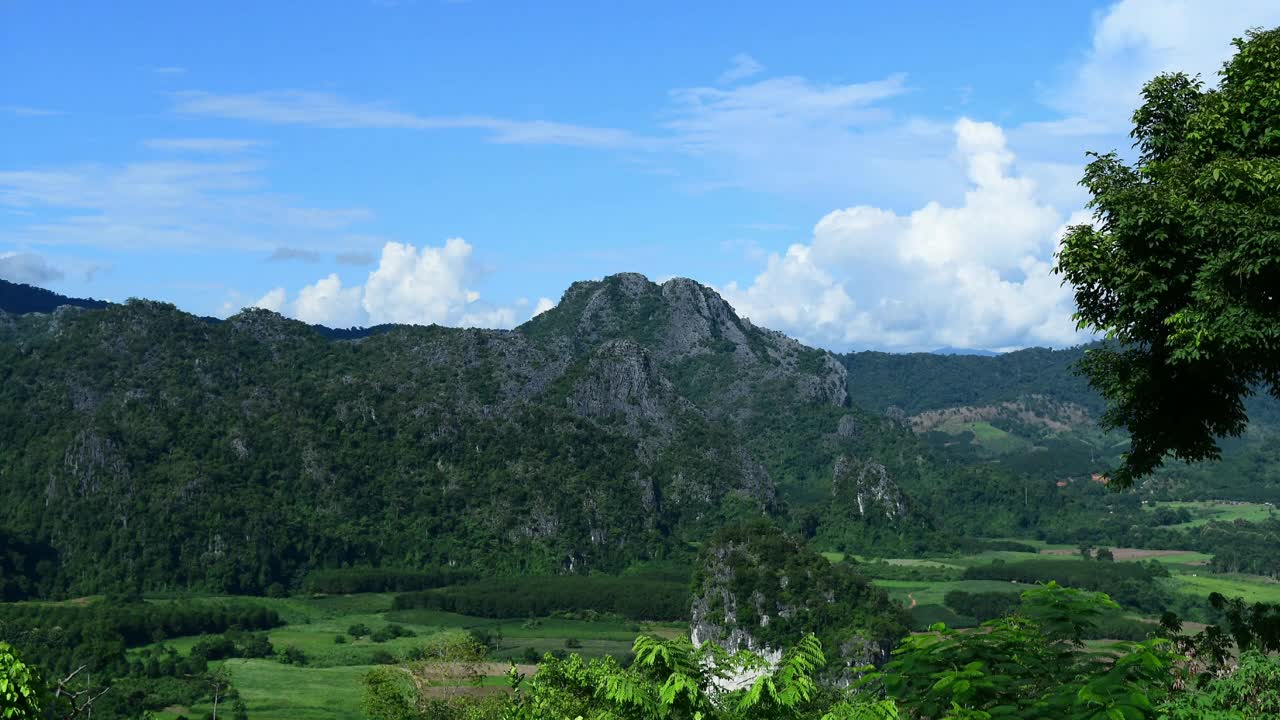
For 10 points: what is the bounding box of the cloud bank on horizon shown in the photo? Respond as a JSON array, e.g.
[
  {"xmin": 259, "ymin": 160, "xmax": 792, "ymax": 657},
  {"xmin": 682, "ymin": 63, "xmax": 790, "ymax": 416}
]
[{"xmin": 2, "ymin": 0, "xmax": 1278, "ymax": 351}]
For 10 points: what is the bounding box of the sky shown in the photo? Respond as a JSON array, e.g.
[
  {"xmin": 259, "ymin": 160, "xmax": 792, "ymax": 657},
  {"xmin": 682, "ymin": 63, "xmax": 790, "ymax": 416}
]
[{"xmin": 3, "ymin": 1, "xmax": 1279, "ymax": 352}]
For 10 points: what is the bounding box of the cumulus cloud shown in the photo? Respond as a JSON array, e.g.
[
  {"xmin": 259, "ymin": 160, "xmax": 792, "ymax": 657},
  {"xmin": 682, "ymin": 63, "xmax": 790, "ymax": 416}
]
[
  {"xmin": 234, "ymin": 238, "xmax": 522, "ymax": 329},
  {"xmin": 0, "ymin": 251, "xmax": 65, "ymax": 285},
  {"xmin": 362, "ymin": 238, "xmax": 504, "ymax": 326},
  {"xmin": 294, "ymin": 273, "xmax": 364, "ymax": 327},
  {"xmin": 720, "ymin": 119, "xmax": 1083, "ymax": 351},
  {"xmin": 717, "ymin": 0, "xmax": 1278, "ymax": 351},
  {"xmin": 1043, "ymin": 0, "xmax": 1280, "ymax": 134},
  {"xmin": 532, "ymin": 297, "xmax": 557, "ymax": 317},
  {"xmin": 251, "ymin": 287, "xmax": 286, "ymax": 312}
]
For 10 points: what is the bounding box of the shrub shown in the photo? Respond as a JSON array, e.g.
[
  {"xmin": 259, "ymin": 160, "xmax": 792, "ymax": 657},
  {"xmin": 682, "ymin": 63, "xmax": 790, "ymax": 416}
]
[{"xmin": 280, "ymin": 645, "xmax": 307, "ymax": 666}]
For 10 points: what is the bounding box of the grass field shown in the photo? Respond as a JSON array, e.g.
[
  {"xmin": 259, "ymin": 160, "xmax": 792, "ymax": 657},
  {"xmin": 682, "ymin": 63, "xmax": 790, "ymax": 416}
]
[
  {"xmin": 1166, "ymin": 572, "xmax": 1280, "ymax": 605},
  {"xmin": 152, "ymin": 660, "xmax": 372, "ymax": 720},
  {"xmin": 135, "ymin": 592, "xmax": 681, "ymax": 720},
  {"xmin": 1144, "ymin": 500, "xmax": 1277, "ymax": 528},
  {"xmin": 871, "ymin": 578, "xmax": 1037, "ymax": 606},
  {"xmin": 931, "ymin": 420, "xmax": 1034, "ymax": 454}
]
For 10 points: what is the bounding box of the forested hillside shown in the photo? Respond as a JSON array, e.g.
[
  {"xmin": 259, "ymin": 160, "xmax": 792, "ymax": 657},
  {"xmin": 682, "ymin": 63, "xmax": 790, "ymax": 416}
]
[
  {"xmin": 0, "ymin": 274, "xmax": 952, "ymax": 597},
  {"xmin": 842, "ymin": 346, "xmax": 1280, "ymax": 502}
]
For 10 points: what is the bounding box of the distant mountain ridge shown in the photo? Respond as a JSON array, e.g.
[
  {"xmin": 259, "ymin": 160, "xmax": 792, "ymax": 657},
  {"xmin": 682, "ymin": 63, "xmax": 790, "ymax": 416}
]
[
  {"xmin": 930, "ymin": 346, "xmax": 1002, "ymax": 357},
  {"xmin": 0, "ymin": 279, "xmax": 111, "ymax": 314}
]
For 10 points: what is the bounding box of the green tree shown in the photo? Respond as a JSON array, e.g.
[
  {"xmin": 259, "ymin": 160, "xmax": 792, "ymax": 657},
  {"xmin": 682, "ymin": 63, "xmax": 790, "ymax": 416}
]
[
  {"xmin": 1055, "ymin": 27, "xmax": 1280, "ymax": 486},
  {"xmin": 1, "ymin": 642, "xmax": 49, "ymax": 719},
  {"xmin": 860, "ymin": 584, "xmax": 1179, "ymax": 719}
]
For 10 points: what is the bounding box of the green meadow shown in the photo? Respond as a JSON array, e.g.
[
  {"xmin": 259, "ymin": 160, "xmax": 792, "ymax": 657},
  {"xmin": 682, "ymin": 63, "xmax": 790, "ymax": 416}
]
[
  {"xmin": 1143, "ymin": 500, "xmax": 1277, "ymax": 528},
  {"xmin": 136, "ymin": 592, "xmax": 682, "ymax": 720}
]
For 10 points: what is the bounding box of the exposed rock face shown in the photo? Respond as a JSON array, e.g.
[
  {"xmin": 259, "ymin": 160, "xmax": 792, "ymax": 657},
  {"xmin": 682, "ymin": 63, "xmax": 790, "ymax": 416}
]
[
  {"xmin": 689, "ymin": 524, "xmax": 907, "ymax": 687},
  {"xmin": 836, "ymin": 414, "xmax": 862, "ymax": 440},
  {"xmin": 832, "ymin": 456, "xmax": 910, "ymax": 521},
  {"xmin": 540, "ymin": 273, "xmax": 850, "ymax": 413},
  {"xmin": 567, "ymin": 339, "xmax": 687, "ymax": 434}
]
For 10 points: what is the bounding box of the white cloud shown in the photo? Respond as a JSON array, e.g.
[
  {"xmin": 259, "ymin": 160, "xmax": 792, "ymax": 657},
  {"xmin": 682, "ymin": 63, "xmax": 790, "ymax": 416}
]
[
  {"xmin": 0, "ymin": 160, "xmax": 373, "ymax": 250},
  {"xmin": 361, "ymin": 238, "xmax": 492, "ymax": 325},
  {"xmin": 719, "ymin": 53, "xmax": 764, "ymax": 84},
  {"xmin": 144, "ymin": 138, "xmax": 263, "ymax": 153},
  {"xmin": 0, "ymin": 251, "xmax": 64, "ymax": 285},
  {"xmin": 174, "ymin": 91, "xmax": 651, "ymax": 149},
  {"xmin": 662, "ymin": 74, "xmax": 962, "ymax": 201},
  {"xmin": 720, "ymin": 119, "xmax": 1082, "ymax": 351},
  {"xmin": 231, "ymin": 238, "xmax": 522, "ymax": 329},
  {"xmin": 532, "ymin": 297, "xmax": 556, "ymax": 317},
  {"xmin": 172, "ymin": 74, "xmax": 953, "ymax": 201},
  {"xmin": 251, "ymin": 287, "xmax": 286, "ymax": 312},
  {"xmin": 294, "ymin": 273, "xmax": 364, "ymax": 327},
  {"xmin": 1027, "ymin": 0, "xmax": 1280, "ymax": 139},
  {"xmin": 718, "ymin": 0, "xmax": 1279, "ymax": 351}
]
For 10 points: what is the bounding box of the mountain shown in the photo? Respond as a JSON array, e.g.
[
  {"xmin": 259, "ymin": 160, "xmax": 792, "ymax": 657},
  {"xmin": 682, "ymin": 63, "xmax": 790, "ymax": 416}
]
[
  {"xmin": 841, "ymin": 346, "xmax": 1280, "ymax": 502},
  {"xmin": 5, "ymin": 272, "xmax": 1275, "ymax": 599},
  {"xmin": 0, "ymin": 273, "xmax": 939, "ymax": 597},
  {"xmin": 0, "ymin": 278, "xmax": 111, "ymax": 314},
  {"xmin": 930, "ymin": 346, "xmax": 1001, "ymax": 357}
]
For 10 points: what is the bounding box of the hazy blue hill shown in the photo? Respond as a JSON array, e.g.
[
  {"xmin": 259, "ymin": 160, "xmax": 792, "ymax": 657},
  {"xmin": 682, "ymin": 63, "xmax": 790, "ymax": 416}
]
[
  {"xmin": 930, "ymin": 346, "xmax": 1002, "ymax": 356},
  {"xmin": 0, "ymin": 278, "xmax": 111, "ymax": 314}
]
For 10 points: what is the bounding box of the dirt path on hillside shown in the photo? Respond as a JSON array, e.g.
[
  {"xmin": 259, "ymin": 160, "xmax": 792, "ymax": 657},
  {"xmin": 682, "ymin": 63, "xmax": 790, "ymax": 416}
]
[{"xmin": 908, "ymin": 593, "xmax": 918, "ymax": 609}]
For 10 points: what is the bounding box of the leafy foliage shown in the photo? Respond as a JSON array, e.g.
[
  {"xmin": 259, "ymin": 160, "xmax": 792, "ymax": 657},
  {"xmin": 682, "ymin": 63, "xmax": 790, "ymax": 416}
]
[
  {"xmin": 961, "ymin": 558, "xmax": 1171, "ymax": 612},
  {"xmin": 1055, "ymin": 27, "xmax": 1280, "ymax": 486},
  {"xmin": 862, "ymin": 584, "xmax": 1180, "ymax": 719},
  {"xmin": 0, "ymin": 641, "xmax": 49, "ymax": 719}
]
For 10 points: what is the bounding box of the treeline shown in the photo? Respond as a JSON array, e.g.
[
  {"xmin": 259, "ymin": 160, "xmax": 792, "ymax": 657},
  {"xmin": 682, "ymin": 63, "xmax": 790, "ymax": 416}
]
[
  {"xmin": 303, "ymin": 566, "xmax": 476, "ymax": 594},
  {"xmin": 943, "ymin": 591, "xmax": 1020, "ymax": 622},
  {"xmin": 1201, "ymin": 519, "xmax": 1280, "ymax": 578},
  {"xmin": 0, "ymin": 600, "xmax": 281, "ymax": 676},
  {"xmin": 963, "ymin": 559, "xmax": 1170, "ymax": 612},
  {"xmin": 393, "ymin": 575, "xmax": 690, "ymax": 621},
  {"xmin": 941, "ymin": 590, "xmax": 1156, "ymax": 640}
]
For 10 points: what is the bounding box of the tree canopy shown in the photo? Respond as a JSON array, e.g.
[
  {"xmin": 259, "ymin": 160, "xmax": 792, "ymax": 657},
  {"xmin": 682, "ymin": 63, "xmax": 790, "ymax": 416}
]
[{"xmin": 1056, "ymin": 27, "xmax": 1280, "ymax": 486}]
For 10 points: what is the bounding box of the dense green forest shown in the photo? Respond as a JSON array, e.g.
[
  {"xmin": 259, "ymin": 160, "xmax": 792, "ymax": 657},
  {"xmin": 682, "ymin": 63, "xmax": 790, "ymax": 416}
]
[{"xmin": 0, "ymin": 274, "xmax": 1055, "ymax": 597}]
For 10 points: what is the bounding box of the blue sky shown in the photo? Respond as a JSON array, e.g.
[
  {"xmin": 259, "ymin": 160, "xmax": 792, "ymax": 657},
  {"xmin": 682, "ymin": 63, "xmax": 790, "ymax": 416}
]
[{"xmin": 3, "ymin": 1, "xmax": 1278, "ymax": 350}]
